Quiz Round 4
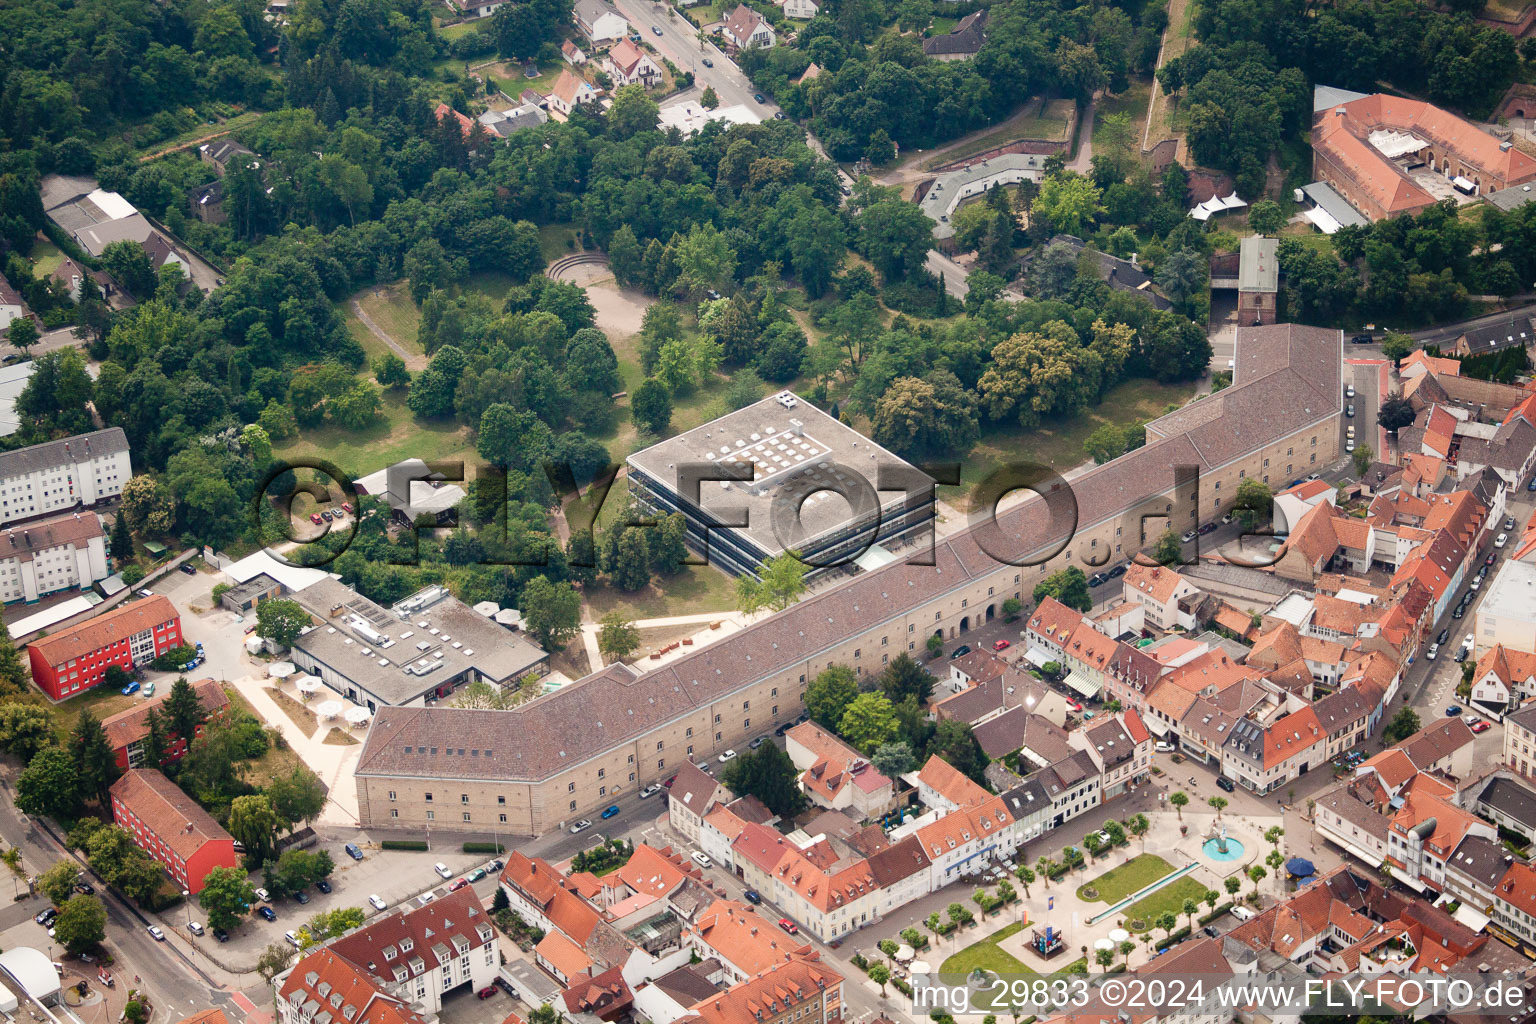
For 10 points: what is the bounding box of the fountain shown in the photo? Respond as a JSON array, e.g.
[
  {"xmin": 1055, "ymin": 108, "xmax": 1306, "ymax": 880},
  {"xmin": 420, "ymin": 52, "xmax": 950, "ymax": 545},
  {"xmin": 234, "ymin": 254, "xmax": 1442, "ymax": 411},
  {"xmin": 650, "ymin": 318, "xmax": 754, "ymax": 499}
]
[{"xmin": 1201, "ymin": 824, "xmax": 1245, "ymax": 862}]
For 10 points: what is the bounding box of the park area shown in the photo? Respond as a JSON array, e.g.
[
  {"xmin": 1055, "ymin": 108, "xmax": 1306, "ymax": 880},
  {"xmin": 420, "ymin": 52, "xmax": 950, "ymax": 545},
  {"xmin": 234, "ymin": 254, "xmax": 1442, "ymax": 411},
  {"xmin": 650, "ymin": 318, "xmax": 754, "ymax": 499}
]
[{"xmin": 1075, "ymin": 853, "xmax": 1214, "ymax": 934}]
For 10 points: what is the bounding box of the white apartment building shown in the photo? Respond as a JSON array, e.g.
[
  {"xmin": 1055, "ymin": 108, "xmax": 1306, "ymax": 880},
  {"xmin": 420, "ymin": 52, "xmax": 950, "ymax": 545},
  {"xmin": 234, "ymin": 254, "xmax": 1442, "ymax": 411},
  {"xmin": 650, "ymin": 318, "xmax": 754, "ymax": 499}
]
[
  {"xmin": 0, "ymin": 429, "xmax": 130, "ymax": 526},
  {"xmin": 0, "ymin": 512, "xmax": 109, "ymax": 604}
]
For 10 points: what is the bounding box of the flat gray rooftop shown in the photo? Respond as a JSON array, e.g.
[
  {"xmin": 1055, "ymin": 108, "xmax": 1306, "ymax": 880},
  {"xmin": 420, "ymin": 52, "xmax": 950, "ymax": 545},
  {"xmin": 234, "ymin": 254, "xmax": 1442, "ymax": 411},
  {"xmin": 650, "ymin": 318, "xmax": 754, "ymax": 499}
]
[
  {"xmin": 626, "ymin": 391, "xmax": 930, "ymax": 558},
  {"xmin": 292, "ymin": 579, "xmax": 546, "ymax": 705}
]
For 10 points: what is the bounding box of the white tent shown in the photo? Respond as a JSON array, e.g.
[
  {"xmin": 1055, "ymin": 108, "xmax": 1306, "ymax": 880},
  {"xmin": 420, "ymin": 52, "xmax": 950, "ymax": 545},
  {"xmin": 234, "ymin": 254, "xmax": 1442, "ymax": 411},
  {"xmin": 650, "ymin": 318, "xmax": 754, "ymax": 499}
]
[
  {"xmin": 1189, "ymin": 192, "xmax": 1247, "ymax": 221},
  {"xmin": 268, "ymin": 661, "xmax": 296, "ymax": 679},
  {"xmin": 296, "ymin": 676, "xmax": 323, "ymax": 695},
  {"xmin": 1368, "ymin": 128, "xmax": 1424, "ymax": 160},
  {"xmin": 316, "ymin": 700, "xmax": 344, "ymax": 719},
  {"xmin": 345, "ymin": 706, "xmax": 371, "ymax": 725}
]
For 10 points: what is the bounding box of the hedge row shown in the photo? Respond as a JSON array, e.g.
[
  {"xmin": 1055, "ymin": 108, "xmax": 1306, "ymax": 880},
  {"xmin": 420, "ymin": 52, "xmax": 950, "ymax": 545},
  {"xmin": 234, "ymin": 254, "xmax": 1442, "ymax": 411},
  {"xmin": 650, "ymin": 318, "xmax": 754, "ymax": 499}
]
[
  {"xmin": 382, "ymin": 840, "xmax": 429, "ymax": 851},
  {"xmin": 1198, "ymin": 903, "xmax": 1233, "ymax": 925},
  {"xmin": 464, "ymin": 842, "xmax": 505, "ymax": 854}
]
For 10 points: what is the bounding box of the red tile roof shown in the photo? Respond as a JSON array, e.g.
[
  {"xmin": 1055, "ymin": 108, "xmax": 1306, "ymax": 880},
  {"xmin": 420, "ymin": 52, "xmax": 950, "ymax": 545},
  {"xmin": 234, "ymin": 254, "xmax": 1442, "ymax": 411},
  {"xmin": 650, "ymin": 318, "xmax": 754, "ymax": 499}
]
[
  {"xmin": 279, "ymin": 950, "xmax": 428, "ymax": 1024},
  {"xmin": 32, "ymin": 595, "xmax": 178, "ymax": 666},
  {"xmin": 101, "ymin": 678, "xmax": 227, "ymax": 752},
  {"xmin": 328, "ymin": 887, "xmax": 493, "ymax": 986},
  {"xmin": 915, "ymin": 754, "xmax": 989, "ymax": 807},
  {"xmin": 109, "ymin": 768, "xmax": 232, "ymax": 861},
  {"xmin": 538, "ymin": 931, "xmax": 595, "ymax": 979},
  {"xmin": 691, "ymin": 952, "xmax": 842, "ymax": 1024}
]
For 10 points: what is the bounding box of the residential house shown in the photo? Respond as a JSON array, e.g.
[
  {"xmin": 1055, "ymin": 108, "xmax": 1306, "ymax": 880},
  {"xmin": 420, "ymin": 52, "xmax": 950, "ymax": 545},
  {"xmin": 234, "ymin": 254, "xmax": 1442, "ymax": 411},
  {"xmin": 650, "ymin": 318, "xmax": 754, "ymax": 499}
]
[
  {"xmin": 1121, "ymin": 563, "xmax": 1200, "ymax": 632},
  {"xmin": 275, "ymin": 950, "xmax": 429, "ymax": 1024},
  {"xmin": 603, "ymin": 39, "xmax": 662, "ymax": 88},
  {"xmin": 914, "ymin": 754, "xmax": 989, "ymax": 813},
  {"xmin": 0, "ymin": 280, "xmax": 24, "ymax": 332},
  {"xmin": 783, "ymin": 0, "xmax": 817, "ymax": 16},
  {"xmin": 1464, "ymin": 773, "xmax": 1536, "ymax": 845},
  {"xmin": 574, "ymin": 0, "xmax": 630, "ymax": 43},
  {"xmin": 549, "ymin": 70, "xmax": 601, "ymax": 115},
  {"xmin": 1068, "ymin": 711, "xmax": 1152, "ymax": 801},
  {"xmin": 109, "ymin": 768, "xmax": 238, "ymax": 894},
  {"xmin": 690, "ymin": 952, "xmax": 843, "ymax": 1024},
  {"xmin": 562, "ymin": 40, "xmax": 587, "ymax": 64},
  {"xmin": 1507, "ymin": 703, "xmax": 1536, "ymax": 778},
  {"xmin": 721, "ymin": 5, "xmax": 775, "ymax": 49},
  {"xmin": 667, "ymin": 762, "xmax": 726, "ymax": 844},
  {"xmin": 1471, "ymin": 644, "xmax": 1536, "ymax": 719},
  {"xmin": 784, "ymin": 722, "xmax": 894, "ymax": 818},
  {"xmin": 198, "ymin": 140, "xmax": 255, "ymax": 176},
  {"xmin": 1221, "ymin": 706, "xmax": 1323, "ymax": 795},
  {"xmin": 1024, "ymin": 597, "xmax": 1083, "ymax": 661}
]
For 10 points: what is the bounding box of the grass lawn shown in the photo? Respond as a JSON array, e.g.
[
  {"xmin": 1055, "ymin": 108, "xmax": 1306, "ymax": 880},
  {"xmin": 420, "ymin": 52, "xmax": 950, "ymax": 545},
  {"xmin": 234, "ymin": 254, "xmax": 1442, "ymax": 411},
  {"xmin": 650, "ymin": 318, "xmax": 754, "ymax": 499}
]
[
  {"xmin": 439, "ymin": 19, "xmax": 482, "ymax": 39},
  {"xmin": 1076, "ymin": 853, "xmax": 1174, "ymax": 903},
  {"xmin": 689, "ymin": 2, "xmax": 729, "ymax": 24},
  {"xmin": 929, "ymin": 15, "xmax": 958, "ymax": 32},
  {"xmin": 942, "ymin": 922, "xmax": 1031, "ymax": 976},
  {"xmin": 28, "ymin": 238, "xmax": 65, "ymax": 278},
  {"xmin": 917, "ymin": 98, "xmax": 1072, "ymax": 171},
  {"xmin": 1146, "ymin": 0, "xmax": 1196, "ymax": 145},
  {"xmin": 1121, "ymin": 877, "xmax": 1212, "ymax": 933},
  {"xmin": 1094, "ymin": 81, "xmax": 1150, "ymax": 150},
  {"xmin": 266, "ymin": 687, "xmax": 318, "ymax": 735},
  {"xmin": 342, "ymin": 282, "xmax": 425, "ymax": 363},
  {"xmin": 486, "ymin": 59, "xmax": 564, "ymax": 99},
  {"xmin": 584, "ymin": 563, "xmax": 738, "ymax": 620},
  {"xmin": 275, "ymin": 389, "xmax": 475, "ymax": 482},
  {"xmin": 540, "ymin": 223, "xmax": 583, "ymax": 263},
  {"xmin": 952, "ymin": 378, "xmax": 1198, "ymax": 506},
  {"xmin": 52, "ymin": 684, "xmax": 142, "ymax": 746}
]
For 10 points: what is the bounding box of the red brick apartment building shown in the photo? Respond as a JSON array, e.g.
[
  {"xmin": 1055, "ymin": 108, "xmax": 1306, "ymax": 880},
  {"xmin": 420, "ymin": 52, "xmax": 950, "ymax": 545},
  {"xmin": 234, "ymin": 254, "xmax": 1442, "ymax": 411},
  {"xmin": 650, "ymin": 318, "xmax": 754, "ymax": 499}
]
[
  {"xmin": 101, "ymin": 678, "xmax": 229, "ymax": 770},
  {"xmin": 109, "ymin": 768, "xmax": 237, "ymax": 895},
  {"xmin": 28, "ymin": 595, "xmax": 182, "ymax": 700}
]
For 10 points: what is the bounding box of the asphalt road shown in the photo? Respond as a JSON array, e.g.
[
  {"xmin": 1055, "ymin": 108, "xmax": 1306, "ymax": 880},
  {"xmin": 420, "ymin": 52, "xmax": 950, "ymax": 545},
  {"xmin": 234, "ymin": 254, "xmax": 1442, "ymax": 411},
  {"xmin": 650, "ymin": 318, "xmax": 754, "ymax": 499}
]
[{"xmin": 606, "ymin": 0, "xmax": 778, "ymax": 118}]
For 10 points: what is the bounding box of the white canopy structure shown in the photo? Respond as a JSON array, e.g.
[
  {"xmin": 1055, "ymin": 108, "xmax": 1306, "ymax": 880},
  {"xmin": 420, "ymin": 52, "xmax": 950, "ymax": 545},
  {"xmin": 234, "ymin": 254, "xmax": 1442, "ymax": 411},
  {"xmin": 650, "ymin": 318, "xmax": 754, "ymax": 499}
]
[
  {"xmin": 316, "ymin": 700, "xmax": 344, "ymax": 719},
  {"xmin": 1109, "ymin": 928, "xmax": 1130, "ymax": 943},
  {"xmin": 1368, "ymin": 128, "xmax": 1424, "ymax": 160},
  {"xmin": 268, "ymin": 661, "xmax": 296, "ymax": 679},
  {"xmin": 345, "ymin": 706, "xmax": 371, "ymax": 725},
  {"xmin": 1190, "ymin": 192, "xmax": 1247, "ymax": 221},
  {"xmin": 295, "ymin": 676, "xmax": 323, "ymax": 694},
  {"xmin": 1094, "ymin": 938, "xmax": 1116, "ymax": 951},
  {"xmin": 895, "ymin": 944, "xmax": 915, "ymax": 962}
]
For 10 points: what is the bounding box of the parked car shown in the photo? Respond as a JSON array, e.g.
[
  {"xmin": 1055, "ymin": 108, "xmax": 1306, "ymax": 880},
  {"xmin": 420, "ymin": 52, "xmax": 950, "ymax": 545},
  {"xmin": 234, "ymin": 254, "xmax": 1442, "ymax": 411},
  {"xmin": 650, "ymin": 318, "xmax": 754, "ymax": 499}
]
[
  {"xmin": 285, "ymin": 930, "xmax": 301, "ymax": 949},
  {"xmin": 1216, "ymin": 776, "xmax": 1236, "ymax": 792},
  {"xmin": 1438, "ymin": 628, "xmax": 1450, "ymax": 645},
  {"xmin": 316, "ymin": 879, "xmax": 331, "ymax": 894},
  {"xmin": 691, "ymin": 851, "xmax": 713, "ymax": 868},
  {"xmin": 294, "ymin": 891, "xmax": 310, "ymax": 904},
  {"xmin": 718, "ymin": 750, "xmax": 738, "ymax": 763},
  {"xmin": 188, "ymin": 921, "xmax": 204, "ymax": 936},
  {"xmin": 341, "ymin": 502, "xmax": 354, "ymax": 514},
  {"xmin": 1198, "ymin": 522, "xmax": 1217, "ymax": 535},
  {"xmin": 1350, "ymin": 334, "xmax": 1372, "ymax": 345},
  {"xmin": 1345, "ymin": 384, "xmax": 1355, "ymax": 398},
  {"xmin": 570, "ymin": 819, "xmax": 593, "ymax": 834},
  {"xmin": 73, "ymin": 882, "xmax": 94, "ymax": 896},
  {"xmin": 120, "ymin": 681, "xmax": 139, "ymax": 696},
  {"xmin": 417, "ymin": 892, "xmax": 436, "ymax": 907},
  {"xmin": 179, "ymin": 563, "xmax": 196, "ymax": 575},
  {"xmin": 754, "ymin": 93, "xmax": 766, "ymax": 103},
  {"xmin": 743, "ymin": 889, "xmax": 763, "ymax": 904},
  {"xmin": 1346, "ymin": 404, "xmax": 1354, "ymax": 417},
  {"xmin": 1230, "ymin": 906, "xmax": 1256, "ymax": 921},
  {"xmin": 478, "ymin": 986, "xmax": 498, "ymax": 1000},
  {"xmin": 702, "ymin": 58, "xmax": 713, "ymax": 67},
  {"xmin": 1181, "ymin": 530, "xmax": 1197, "ymax": 542},
  {"xmin": 662, "ymin": 775, "xmax": 678, "ymax": 788},
  {"xmin": 345, "ymin": 843, "xmax": 364, "ymax": 861},
  {"xmin": 434, "ymin": 862, "xmax": 452, "ymax": 879},
  {"xmin": 369, "ymin": 894, "xmax": 387, "ymax": 911},
  {"xmin": 488, "ymin": 860, "xmax": 504, "ymax": 872},
  {"xmin": 34, "ymin": 908, "xmax": 57, "ymax": 926},
  {"xmin": 601, "ymin": 804, "xmax": 621, "ymax": 819},
  {"xmin": 309, "ymin": 513, "xmax": 322, "ymax": 524},
  {"xmin": 449, "ymin": 878, "xmax": 469, "ymax": 892},
  {"xmin": 778, "ymin": 918, "xmax": 798, "ymax": 934},
  {"xmin": 1497, "ymin": 533, "xmax": 1509, "ymax": 548},
  {"xmin": 213, "ymin": 928, "xmax": 229, "ymax": 942},
  {"xmin": 1203, "ymin": 925, "xmax": 1221, "ymax": 938},
  {"xmin": 1472, "ymin": 721, "xmax": 1491, "ymax": 733},
  {"xmin": 1154, "ymin": 741, "xmax": 1175, "ymax": 753},
  {"xmin": 639, "ymin": 783, "xmax": 662, "ymax": 798},
  {"xmin": 467, "ymin": 868, "xmax": 487, "ymax": 882},
  {"xmin": 1487, "ymin": 553, "xmax": 1498, "ymax": 566},
  {"xmin": 255, "ymin": 888, "xmax": 272, "ymax": 902},
  {"xmin": 1507, "ymin": 516, "xmax": 1518, "ymax": 530},
  {"xmin": 949, "ymin": 645, "xmax": 971, "ymax": 659},
  {"xmin": 992, "ymin": 639, "xmax": 1011, "ymax": 651},
  {"xmin": 1426, "ymin": 644, "xmax": 1438, "ymax": 661},
  {"xmin": 1107, "ymin": 563, "xmax": 1127, "ymax": 578},
  {"xmin": 1446, "ymin": 705, "xmax": 1463, "ymax": 716},
  {"xmin": 1088, "ymin": 573, "xmax": 1108, "ymax": 587},
  {"xmin": 147, "ymin": 926, "xmax": 165, "ymax": 941},
  {"xmin": 258, "ymin": 906, "xmax": 277, "ymax": 921}
]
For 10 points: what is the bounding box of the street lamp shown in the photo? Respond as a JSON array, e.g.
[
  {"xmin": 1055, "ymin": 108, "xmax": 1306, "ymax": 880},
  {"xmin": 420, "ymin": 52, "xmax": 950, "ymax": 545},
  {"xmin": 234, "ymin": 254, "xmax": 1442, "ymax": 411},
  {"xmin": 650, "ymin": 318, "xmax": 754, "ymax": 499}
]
[{"xmin": 183, "ymin": 889, "xmax": 193, "ymax": 938}]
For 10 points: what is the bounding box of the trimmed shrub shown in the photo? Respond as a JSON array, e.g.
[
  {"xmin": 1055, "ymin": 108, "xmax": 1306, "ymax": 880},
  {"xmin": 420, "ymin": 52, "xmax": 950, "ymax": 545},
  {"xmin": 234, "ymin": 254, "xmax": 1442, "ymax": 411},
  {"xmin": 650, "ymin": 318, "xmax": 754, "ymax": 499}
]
[
  {"xmin": 382, "ymin": 840, "xmax": 429, "ymax": 851},
  {"xmin": 463, "ymin": 842, "xmax": 505, "ymax": 854}
]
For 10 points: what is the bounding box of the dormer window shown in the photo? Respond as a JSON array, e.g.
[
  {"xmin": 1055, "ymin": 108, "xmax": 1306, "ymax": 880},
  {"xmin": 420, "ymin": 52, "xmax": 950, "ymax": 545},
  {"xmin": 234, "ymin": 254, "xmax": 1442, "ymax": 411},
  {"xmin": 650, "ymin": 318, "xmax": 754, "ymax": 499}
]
[{"xmin": 400, "ymin": 938, "xmax": 414, "ymax": 952}]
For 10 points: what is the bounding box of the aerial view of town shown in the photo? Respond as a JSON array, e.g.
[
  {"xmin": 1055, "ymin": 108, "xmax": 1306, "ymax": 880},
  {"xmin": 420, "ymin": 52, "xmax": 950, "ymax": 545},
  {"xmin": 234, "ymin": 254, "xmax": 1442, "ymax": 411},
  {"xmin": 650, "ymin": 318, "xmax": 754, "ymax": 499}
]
[{"xmin": 7, "ymin": 0, "xmax": 1536, "ymax": 1022}]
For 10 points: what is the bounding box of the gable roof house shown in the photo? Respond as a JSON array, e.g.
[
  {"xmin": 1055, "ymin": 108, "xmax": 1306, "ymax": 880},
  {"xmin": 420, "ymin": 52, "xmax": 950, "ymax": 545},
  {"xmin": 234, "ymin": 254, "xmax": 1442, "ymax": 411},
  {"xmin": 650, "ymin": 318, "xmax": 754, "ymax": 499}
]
[
  {"xmin": 603, "ymin": 39, "xmax": 662, "ymax": 88},
  {"xmin": 921, "ymin": 10, "xmax": 987, "ymax": 60},
  {"xmin": 548, "ymin": 69, "xmax": 602, "ymax": 115},
  {"xmin": 783, "ymin": 722, "xmax": 894, "ymax": 817},
  {"xmin": 721, "ymin": 5, "xmax": 775, "ymax": 49},
  {"xmin": 574, "ymin": 0, "xmax": 630, "ymax": 42}
]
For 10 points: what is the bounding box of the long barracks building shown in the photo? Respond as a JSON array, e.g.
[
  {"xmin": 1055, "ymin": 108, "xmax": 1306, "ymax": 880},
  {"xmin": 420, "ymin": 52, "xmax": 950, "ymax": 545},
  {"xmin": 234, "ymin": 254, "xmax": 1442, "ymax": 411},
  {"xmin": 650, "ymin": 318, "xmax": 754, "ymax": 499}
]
[{"xmin": 354, "ymin": 324, "xmax": 1344, "ymax": 836}]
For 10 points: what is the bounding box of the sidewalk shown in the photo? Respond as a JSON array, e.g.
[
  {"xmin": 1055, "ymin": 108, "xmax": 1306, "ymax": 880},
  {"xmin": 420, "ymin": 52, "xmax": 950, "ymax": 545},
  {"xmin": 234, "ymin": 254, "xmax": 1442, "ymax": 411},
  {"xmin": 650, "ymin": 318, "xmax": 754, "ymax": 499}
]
[{"xmin": 230, "ymin": 671, "xmax": 363, "ymax": 826}]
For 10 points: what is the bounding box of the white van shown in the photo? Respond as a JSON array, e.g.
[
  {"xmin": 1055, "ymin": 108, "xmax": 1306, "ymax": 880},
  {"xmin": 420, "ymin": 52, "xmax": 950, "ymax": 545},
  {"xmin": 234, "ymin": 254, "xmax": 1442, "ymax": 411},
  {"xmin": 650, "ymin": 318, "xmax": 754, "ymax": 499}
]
[{"xmin": 1230, "ymin": 905, "xmax": 1256, "ymax": 921}]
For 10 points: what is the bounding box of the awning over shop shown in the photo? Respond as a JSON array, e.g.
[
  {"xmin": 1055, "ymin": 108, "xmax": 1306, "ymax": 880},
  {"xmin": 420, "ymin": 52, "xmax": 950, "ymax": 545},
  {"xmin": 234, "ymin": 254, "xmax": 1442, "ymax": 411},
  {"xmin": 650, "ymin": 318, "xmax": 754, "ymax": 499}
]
[
  {"xmin": 1064, "ymin": 671, "xmax": 1102, "ymax": 699},
  {"xmin": 1388, "ymin": 864, "xmax": 1427, "ymax": 892},
  {"xmin": 1024, "ymin": 646, "xmax": 1054, "ymax": 669},
  {"xmin": 1322, "ymin": 831, "xmax": 1385, "ymax": 868}
]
